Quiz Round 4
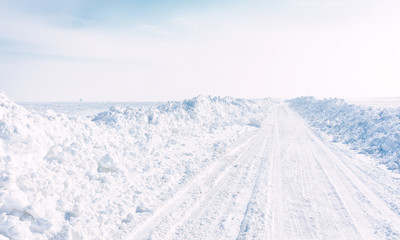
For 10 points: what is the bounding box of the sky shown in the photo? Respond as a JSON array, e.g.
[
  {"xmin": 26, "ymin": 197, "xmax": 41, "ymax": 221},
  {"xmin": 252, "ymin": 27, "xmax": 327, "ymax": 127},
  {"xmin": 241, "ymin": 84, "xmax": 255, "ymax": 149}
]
[{"xmin": 0, "ymin": 0, "xmax": 400, "ymax": 101}]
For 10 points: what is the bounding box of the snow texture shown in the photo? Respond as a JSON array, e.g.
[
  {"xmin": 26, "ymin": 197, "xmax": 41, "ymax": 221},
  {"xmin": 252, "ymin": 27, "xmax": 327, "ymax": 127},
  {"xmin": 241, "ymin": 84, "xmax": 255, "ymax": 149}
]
[
  {"xmin": 289, "ymin": 96, "xmax": 400, "ymax": 171},
  {"xmin": 0, "ymin": 93, "xmax": 273, "ymax": 239}
]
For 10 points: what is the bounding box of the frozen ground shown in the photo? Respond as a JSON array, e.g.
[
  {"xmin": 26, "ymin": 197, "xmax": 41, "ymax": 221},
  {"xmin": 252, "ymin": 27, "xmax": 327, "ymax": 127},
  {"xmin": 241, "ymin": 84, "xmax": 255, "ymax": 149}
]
[{"xmin": 1, "ymin": 94, "xmax": 400, "ymax": 239}]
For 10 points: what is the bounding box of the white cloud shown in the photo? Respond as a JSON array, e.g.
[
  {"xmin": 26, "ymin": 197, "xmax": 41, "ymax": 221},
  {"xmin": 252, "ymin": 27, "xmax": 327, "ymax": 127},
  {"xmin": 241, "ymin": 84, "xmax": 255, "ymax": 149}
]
[{"xmin": 1, "ymin": 0, "xmax": 400, "ymax": 101}]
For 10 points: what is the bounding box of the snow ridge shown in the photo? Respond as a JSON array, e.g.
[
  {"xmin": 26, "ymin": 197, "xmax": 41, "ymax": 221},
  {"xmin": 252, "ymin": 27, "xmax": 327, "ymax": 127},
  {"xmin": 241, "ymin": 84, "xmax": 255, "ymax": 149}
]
[
  {"xmin": 0, "ymin": 93, "xmax": 272, "ymax": 240},
  {"xmin": 289, "ymin": 96, "xmax": 400, "ymax": 171}
]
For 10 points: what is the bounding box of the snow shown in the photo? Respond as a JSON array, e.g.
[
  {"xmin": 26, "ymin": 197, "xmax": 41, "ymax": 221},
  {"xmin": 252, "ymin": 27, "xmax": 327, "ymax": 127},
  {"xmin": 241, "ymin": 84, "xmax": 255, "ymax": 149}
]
[
  {"xmin": 289, "ymin": 96, "xmax": 400, "ymax": 171},
  {"xmin": 346, "ymin": 97, "xmax": 400, "ymax": 109},
  {"xmin": 0, "ymin": 93, "xmax": 274, "ymax": 239},
  {"xmin": 248, "ymin": 118, "xmax": 262, "ymax": 128},
  {"xmin": 127, "ymin": 103, "xmax": 400, "ymax": 240},
  {"xmin": 3, "ymin": 93, "xmax": 400, "ymax": 239},
  {"xmin": 19, "ymin": 102, "xmax": 161, "ymax": 117}
]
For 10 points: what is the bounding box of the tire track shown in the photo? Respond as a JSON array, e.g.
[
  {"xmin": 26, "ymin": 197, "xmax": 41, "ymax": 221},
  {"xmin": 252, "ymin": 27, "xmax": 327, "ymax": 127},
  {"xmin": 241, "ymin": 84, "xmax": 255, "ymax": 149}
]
[
  {"xmin": 290, "ymin": 104, "xmax": 400, "ymax": 239},
  {"xmin": 126, "ymin": 126, "xmax": 265, "ymax": 240},
  {"xmin": 235, "ymin": 109, "xmax": 276, "ymax": 240},
  {"xmin": 169, "ymin": 129, "xmax": 268, "ymax": 240}
]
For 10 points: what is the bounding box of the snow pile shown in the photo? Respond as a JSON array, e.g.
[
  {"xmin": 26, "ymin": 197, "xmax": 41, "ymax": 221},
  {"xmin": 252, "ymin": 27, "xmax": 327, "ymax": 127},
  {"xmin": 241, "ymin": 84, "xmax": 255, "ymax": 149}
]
[
  {"xmin": 289, "ymin": 97, "xmax": 400, "ymax": 170},
  {"xmin": 0, "ymin": 93, "xmax": 273, "ymax": 239}
]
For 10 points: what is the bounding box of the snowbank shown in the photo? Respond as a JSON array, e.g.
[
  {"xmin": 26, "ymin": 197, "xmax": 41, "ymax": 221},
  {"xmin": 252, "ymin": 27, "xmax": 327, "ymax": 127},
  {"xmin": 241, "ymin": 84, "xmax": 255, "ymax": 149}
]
[
  {"xmin": 289, "ymin": 97, "xmax": 400, "ymax": 170},
  {"xmin": 0, "ymin": 93, "xmax": 273, "ymax": 239}
]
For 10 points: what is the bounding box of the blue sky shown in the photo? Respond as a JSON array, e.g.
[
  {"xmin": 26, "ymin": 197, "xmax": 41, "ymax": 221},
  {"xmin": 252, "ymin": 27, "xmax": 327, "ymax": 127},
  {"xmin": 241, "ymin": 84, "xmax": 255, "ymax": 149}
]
[{"xmin": 1, "ymin": 0, "xmax": 400, "ymax": 101}]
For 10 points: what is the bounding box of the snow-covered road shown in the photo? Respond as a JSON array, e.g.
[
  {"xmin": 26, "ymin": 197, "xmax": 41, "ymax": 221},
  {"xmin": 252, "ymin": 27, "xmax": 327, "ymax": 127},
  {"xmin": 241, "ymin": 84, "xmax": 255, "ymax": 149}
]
[{"xmin": 128, "ymin": 103, "xmax": 400, "ymax": 240}]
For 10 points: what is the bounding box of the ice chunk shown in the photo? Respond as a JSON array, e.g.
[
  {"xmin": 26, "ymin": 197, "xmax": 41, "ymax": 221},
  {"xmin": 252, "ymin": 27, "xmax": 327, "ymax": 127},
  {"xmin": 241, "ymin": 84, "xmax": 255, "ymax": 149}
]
[
  {"xmin": 97, "ymin": 154, "xmax": 119, "ymax": 173},
  {"xmin": 0, "ymin": 213, "xmax": 33, "ymax": 240},
  {"xmin": 25, "ymin": 198, "xmax": 56, "ymax": 220},
  {"xmin": 0, "ymin": 171, "xmax": 12, "ymax": 188},
  {"xmin": 135, "ymin": 205, "xmax": 151, "ymax": 213},
  {"xmin": 387, "ymin": 162, "xmax": 398, "ymax": 170},
  {"xmin": 122, "ymin": 213, "xmax": 133, "ymax": 223},
  {"xmin": 248, "ymin": 118, "xmax": 262, "ymax": 128},
  {"xmin": 381, "ymin": 138, "xmax": 395, "ymax": 153},
  {"xmin": 29, "ymin": 218, "xmax": 52, "ymax": 233},
  {"xmin": 2, "ymin": 191, "xmax": 29, "ymax": 213}
]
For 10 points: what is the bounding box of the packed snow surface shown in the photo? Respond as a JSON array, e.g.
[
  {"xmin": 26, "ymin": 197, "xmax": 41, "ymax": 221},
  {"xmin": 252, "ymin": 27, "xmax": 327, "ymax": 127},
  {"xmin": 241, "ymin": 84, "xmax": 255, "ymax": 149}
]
[
  {"xmin": 289, "ymin": 97, "xmax": 400, "ymax": 171},
  {"xmin": 0, "ymin": 93, "xmax": 273, "ymax": 239}
]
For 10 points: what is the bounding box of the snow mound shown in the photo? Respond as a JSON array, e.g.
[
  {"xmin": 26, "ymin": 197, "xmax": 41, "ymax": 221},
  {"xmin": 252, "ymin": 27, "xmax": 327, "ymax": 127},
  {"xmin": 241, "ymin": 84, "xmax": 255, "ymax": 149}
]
[
  {"xmin": 289, "ymin": 97, "xmax": 400, "ymax": 170},
  {"xmin": 0, "ymin": 93, "xmax": 273, "ymax": 239}
]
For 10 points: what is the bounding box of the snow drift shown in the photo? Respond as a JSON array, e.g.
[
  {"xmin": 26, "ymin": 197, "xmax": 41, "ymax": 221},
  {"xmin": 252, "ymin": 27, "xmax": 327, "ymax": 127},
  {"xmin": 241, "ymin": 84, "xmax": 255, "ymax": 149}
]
[
  {"xmin": 0, "ymin": 93, "xmax": 273, "ymax": 239},
  {"xmin": 289, "ymin": 97, "xmax": 400, "ymax": 171}
]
